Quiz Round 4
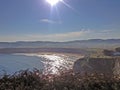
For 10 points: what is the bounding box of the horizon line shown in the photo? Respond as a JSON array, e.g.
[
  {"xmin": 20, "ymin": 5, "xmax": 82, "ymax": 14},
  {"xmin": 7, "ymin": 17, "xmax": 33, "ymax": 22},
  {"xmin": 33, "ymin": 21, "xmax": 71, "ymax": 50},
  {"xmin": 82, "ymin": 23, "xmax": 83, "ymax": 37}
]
[{"xmin": 0, "ymin": 38, "xmax": 120, "ymax": 43}]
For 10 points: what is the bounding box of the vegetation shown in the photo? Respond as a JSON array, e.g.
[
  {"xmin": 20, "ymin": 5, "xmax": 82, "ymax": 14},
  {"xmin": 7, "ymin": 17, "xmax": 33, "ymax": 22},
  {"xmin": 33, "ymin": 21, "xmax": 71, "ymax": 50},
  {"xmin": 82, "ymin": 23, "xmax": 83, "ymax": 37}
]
[
  {"xmin": 86, "ymin": 47, "xmax": 120, "ymax": 58},
  {"xmin": 0, "ymin": 69, "xmax": 120, "ymax": 90},
  {"xmin": 115, "ymin": 47, "xmax": 120, "ymax": 52},
  {"xmin": 103, "ymin": 49, "xmax": 114, "ymax": 56}
]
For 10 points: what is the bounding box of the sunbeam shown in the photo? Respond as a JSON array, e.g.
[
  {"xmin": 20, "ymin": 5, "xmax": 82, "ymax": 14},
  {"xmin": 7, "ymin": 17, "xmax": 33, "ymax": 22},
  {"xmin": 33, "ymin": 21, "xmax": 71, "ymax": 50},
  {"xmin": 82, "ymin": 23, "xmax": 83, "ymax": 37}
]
[{"xmin": 61, "ymin": 0, "xmax": 81, "ymax": 15}]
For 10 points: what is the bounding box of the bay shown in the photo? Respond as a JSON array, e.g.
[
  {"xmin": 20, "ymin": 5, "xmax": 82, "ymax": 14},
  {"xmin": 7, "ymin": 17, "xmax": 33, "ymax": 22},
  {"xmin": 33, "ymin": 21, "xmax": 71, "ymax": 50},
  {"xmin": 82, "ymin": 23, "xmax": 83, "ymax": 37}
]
[{"xmin": 0, "ymin": 53, "xmax": 82, "ymax": 75}]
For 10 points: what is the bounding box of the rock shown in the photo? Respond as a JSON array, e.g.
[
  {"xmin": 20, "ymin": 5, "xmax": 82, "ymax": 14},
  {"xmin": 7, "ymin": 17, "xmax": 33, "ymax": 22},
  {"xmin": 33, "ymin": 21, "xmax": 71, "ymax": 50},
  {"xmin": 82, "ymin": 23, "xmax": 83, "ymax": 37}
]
[{"xmin": 73, "ymin": 57, "xmax": 119, "ymax": 76}]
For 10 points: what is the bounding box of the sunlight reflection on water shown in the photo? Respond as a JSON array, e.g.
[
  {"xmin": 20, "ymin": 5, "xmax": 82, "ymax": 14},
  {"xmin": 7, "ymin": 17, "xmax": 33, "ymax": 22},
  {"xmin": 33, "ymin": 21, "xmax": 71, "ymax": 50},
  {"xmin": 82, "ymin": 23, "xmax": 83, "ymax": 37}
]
[
  {"xmin": 14, "ymin": 53, "xmax": 81, "ymax": 74},
  {"xmin": 40, "ymin": 54, "xmax": 71, "ymax": 74}
]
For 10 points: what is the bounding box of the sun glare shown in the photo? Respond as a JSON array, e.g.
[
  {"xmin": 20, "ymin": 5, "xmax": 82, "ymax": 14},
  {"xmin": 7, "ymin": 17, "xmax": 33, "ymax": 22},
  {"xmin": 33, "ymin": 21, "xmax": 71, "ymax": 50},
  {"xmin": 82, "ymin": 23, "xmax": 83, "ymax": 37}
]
[{"xmin": 46, "ymin": 0, "xmax": 62, "ymax": 6}]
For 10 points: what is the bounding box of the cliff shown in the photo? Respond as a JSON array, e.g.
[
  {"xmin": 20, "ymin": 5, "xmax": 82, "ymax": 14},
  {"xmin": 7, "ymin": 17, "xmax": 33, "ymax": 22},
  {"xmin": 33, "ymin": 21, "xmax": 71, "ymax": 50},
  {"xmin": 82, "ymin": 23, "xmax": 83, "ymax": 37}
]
[{"xmin": 73, "ymin": 57, "xmax": 120, "ymax": 76}]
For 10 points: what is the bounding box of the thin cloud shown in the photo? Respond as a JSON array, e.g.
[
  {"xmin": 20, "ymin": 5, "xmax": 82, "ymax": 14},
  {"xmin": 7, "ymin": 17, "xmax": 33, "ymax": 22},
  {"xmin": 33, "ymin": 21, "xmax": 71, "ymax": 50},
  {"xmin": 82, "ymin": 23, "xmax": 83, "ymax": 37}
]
[
  {"xmin": 100, "ymin": 30, "xmax": 113, "ymax": 33},
  {"xmin": 27, "ymin": 30, "xmax": 89, "ymax": 41},
  {"xmin": 1, "ymin": 29, "xmax": 119, "ymax": 42},
  {"xmin": 40, "ymin": 19, "xmax": 62, "ymax": 24},
  {"xmin": 0, "ymin": 30, "xmax": 89, "ymax": 42}
]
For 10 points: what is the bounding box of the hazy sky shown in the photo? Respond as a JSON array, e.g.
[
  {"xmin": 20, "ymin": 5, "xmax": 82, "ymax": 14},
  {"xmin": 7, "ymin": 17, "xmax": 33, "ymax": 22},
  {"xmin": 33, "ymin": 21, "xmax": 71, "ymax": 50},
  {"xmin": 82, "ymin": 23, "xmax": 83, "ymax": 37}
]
[{"xmin": 0, "ymin": 0, "xmax": 120, "ymax": 42}]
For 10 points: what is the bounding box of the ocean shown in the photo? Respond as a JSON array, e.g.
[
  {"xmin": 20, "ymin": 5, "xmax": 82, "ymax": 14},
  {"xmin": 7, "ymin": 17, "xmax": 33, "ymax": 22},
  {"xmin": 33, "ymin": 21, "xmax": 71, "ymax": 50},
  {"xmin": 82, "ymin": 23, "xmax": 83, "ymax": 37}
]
[{"xmin": 0, "ymin": 53, "xmax": 81, "ymax": 75}]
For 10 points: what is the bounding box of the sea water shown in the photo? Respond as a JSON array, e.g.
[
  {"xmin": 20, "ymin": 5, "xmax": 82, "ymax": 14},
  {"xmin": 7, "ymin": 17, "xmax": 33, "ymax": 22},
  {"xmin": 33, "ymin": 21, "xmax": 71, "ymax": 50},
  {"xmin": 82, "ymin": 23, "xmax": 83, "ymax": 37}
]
[{"xmin": 0, "ymin": 53, "xmax": 81, "ymax": 75}]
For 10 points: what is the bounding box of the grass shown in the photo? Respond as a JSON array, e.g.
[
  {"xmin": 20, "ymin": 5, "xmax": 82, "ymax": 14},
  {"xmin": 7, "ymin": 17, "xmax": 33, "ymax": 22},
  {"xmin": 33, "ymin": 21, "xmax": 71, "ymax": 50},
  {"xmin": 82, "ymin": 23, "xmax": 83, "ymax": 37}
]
[{"xmin": 0, "ymin": 69, "xmax": 120, "ymax": 90}]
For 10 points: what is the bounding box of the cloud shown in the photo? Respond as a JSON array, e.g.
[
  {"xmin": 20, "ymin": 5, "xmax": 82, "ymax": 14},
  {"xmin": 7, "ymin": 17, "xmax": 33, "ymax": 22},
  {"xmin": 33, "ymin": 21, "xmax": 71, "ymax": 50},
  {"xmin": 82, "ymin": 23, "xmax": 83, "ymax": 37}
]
[
  {"xmin": 1, "ymin": 29, "xmax": 119, "ymax": 42},
  {"xmin": 40, "ymin": 19, "xmax": 62, "ymax": 24},
  {"xmin": 79, "ymin": 29, "xmax": 120, "ymax": 40},
  {"xmin": 26, "ymin": 30, "xmax": 89, "ymax": 41},
  {"xmin": 0, "ymin": 30, "xmax": 89, "ymax": 42},
  {"xmin": 100, "ymin": 30, "xmax": 113, "ymax": 33}
]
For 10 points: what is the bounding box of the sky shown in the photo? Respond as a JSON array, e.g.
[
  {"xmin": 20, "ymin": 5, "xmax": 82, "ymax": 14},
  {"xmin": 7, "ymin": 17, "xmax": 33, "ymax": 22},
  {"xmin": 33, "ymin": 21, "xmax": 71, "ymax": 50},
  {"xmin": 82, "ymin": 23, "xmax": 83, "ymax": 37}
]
[{"xmin": 0, "ymin": 0, "xmax": 120, "ymax": 42}]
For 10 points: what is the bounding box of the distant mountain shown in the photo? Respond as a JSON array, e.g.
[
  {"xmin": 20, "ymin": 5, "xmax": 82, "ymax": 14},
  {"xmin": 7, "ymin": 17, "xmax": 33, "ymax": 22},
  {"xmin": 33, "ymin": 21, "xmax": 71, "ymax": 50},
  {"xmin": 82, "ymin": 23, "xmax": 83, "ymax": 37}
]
[
  {"xmin": 0, "ymin": 39, "xmax": 120, "ymax": 49},
  {"xmin": 68, "ymin": 39, "xmax": 120, "ymax": 43}
]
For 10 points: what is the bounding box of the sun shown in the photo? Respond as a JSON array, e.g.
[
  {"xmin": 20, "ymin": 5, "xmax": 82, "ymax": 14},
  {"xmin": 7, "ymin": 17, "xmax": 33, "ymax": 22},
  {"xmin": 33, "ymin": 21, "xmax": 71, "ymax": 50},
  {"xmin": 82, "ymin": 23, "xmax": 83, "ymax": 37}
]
[{"xmin": 46, "ymin": 0, "xmax": 62, "ymax": 6}]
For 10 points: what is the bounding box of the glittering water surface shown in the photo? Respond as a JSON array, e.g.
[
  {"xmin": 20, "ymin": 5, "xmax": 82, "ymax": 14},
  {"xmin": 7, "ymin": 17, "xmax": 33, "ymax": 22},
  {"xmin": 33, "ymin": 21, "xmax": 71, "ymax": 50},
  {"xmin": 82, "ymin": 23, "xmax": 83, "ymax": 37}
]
[
  {"xmin": 18, "ymin": 53, "xmax": 82, "ymax": 74},
  {"xmin": 0, "ymin": 53, "xmax": 82, "ymax": 74},
  {"xmin": 39, "ymin": 54, "xmax": 75, "ymax": 74}
]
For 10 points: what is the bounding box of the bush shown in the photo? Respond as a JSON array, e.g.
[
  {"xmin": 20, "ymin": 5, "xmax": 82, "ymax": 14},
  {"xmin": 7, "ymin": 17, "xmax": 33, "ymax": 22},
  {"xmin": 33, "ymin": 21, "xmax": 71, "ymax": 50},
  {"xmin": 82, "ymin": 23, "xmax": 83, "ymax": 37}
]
[
  {"xmin": 0, "ymin": 69, "xmax": 120, "ymax": 90},
  {"xmin": 103, "ymin": 49, "xmax": 114, "ymax": 56},
  {"xmin": 115, "ymin": 47, "xmax": 120, "ymax": 52}
]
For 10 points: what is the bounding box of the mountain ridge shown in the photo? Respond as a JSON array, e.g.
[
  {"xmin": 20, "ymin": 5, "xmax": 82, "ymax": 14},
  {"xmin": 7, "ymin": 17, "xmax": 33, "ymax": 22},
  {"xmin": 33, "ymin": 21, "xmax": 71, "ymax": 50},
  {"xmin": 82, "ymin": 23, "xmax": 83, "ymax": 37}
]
[{"xmin": 0, "ymin": 39, "xmax": 120, "ymax": 49}]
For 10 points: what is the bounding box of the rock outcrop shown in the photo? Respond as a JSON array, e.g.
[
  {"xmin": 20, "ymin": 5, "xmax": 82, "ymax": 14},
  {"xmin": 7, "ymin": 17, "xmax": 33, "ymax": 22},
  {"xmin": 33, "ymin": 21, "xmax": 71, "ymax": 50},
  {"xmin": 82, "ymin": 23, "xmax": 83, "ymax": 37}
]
[{"xmin": 73, "ymin": 57, "xmax": 120, "ymax": 76}]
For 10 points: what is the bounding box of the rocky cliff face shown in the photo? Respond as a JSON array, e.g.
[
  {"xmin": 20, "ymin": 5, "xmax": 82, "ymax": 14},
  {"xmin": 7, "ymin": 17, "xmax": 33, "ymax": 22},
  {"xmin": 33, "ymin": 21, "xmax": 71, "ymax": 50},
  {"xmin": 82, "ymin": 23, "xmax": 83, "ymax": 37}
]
[{"xmin": 73, "ymin": 57, "xmax": 120, "ymax": 76}]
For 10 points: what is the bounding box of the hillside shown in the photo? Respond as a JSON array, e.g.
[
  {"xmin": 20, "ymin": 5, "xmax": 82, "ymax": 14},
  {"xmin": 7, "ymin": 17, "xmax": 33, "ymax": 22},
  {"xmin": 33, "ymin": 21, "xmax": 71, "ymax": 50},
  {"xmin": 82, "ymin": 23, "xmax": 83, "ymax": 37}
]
[{"xmin": 0, "ymin": 39, "xmax": 120, "ymax": 49}]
